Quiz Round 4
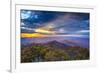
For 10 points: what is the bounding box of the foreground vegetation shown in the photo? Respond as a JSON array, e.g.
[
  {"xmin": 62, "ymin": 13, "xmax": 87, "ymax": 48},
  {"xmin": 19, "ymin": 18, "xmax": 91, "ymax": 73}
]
[{"xmin": 21, "ymin": 43, "xmax": 89, "ymax": 63}]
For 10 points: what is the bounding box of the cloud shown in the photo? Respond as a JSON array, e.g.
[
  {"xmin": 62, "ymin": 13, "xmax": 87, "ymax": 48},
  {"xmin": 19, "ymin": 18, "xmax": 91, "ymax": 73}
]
[
  {"xmin": 78, "ymin": 30, "xmax": 89, "ymax": 33},
  {"xmin": 21, "ymin": 27, "xmax": 35, "ymax": 31},
  {"xmin": 38, "ymin": 13, "xmax": 89, "ymax": 33},
  {"xmin": 21, "ymin": 10, "xmax": 89, "ymax": 36},
  {"xmin": 21, "ymin": 11, "xmax": 31, "ymax": 19},
  {"xmin": 21, "ymin": 22, "xmax": 25, "ymax": 26},
  {"xmin": 74, "ymin": 30, "xmax": 89, "ymax": 34},
  {"xmin": 21, "ymin": 33, "xmax": 88, "ymax": 38}
]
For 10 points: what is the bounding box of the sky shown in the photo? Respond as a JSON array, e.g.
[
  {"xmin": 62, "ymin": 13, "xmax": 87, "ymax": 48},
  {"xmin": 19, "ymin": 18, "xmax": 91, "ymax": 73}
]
[{"xmin": 20, "ymin": 9, "xmax": 89, "ymax": 38}]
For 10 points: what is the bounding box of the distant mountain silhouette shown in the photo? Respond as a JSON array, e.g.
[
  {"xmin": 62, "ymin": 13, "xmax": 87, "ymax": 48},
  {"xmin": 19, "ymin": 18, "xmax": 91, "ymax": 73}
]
[
  {"xmin": 21, "ymin": 38, "xmax": 89, "ymax": 49},
  {"xmin": 43, "ymin": 40, "xmax": 70, "ymax": 49},
  {"xmin": 61, "ymin": 40, "xmax": 89, "ymax": 48},
  {"xmin": 61, "ymin": 40, "xmax": 78, "ymax": 47}
]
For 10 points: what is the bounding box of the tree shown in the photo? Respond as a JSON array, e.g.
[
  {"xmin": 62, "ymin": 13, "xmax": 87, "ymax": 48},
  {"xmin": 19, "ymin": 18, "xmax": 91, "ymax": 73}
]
[
  {"xmin": 44, "ymin": 49, "xmax": 70, "ymax": 61},
  {"xmin": 21, "ymin": 48, "xmax": 35, "ymax": 62}
]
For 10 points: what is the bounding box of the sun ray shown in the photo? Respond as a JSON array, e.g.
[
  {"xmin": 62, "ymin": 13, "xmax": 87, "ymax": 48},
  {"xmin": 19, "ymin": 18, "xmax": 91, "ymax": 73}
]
[
  {"xmin": 35, "ymin": 28, "xmax": 55, "ymax": 34},
  {"xmin": 34, "ymin": 23, "xmax": 56, "ymax": 34}
]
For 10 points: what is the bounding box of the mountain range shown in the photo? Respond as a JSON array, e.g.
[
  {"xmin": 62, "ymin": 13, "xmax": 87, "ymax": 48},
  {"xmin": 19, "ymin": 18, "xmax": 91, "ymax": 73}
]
[{"xmin": 22, "ymin": 39, "xmax": 88, "ymax": 49}]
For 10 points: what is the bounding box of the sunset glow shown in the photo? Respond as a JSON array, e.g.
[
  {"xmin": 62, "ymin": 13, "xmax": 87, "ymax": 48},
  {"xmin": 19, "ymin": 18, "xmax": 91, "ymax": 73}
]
[
  {"xmin": 35, "ymin": 28, "xmax": 55, "ymax": 34},
  {"xmin": 21, "ymin": 33, "xmax": 44, "ymax": 38}
]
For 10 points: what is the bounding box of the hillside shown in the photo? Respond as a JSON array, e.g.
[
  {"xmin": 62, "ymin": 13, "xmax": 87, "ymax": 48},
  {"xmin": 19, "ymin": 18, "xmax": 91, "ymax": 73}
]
[{"xmin": 21, "ymin": 40, "xmax": 89, "ymax": 63}]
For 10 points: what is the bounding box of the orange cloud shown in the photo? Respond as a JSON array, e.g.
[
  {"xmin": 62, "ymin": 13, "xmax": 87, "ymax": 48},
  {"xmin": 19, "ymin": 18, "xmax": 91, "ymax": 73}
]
[{"xmin": 21, "ymin": 33, "xmax": 44, "ymax": 38}]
